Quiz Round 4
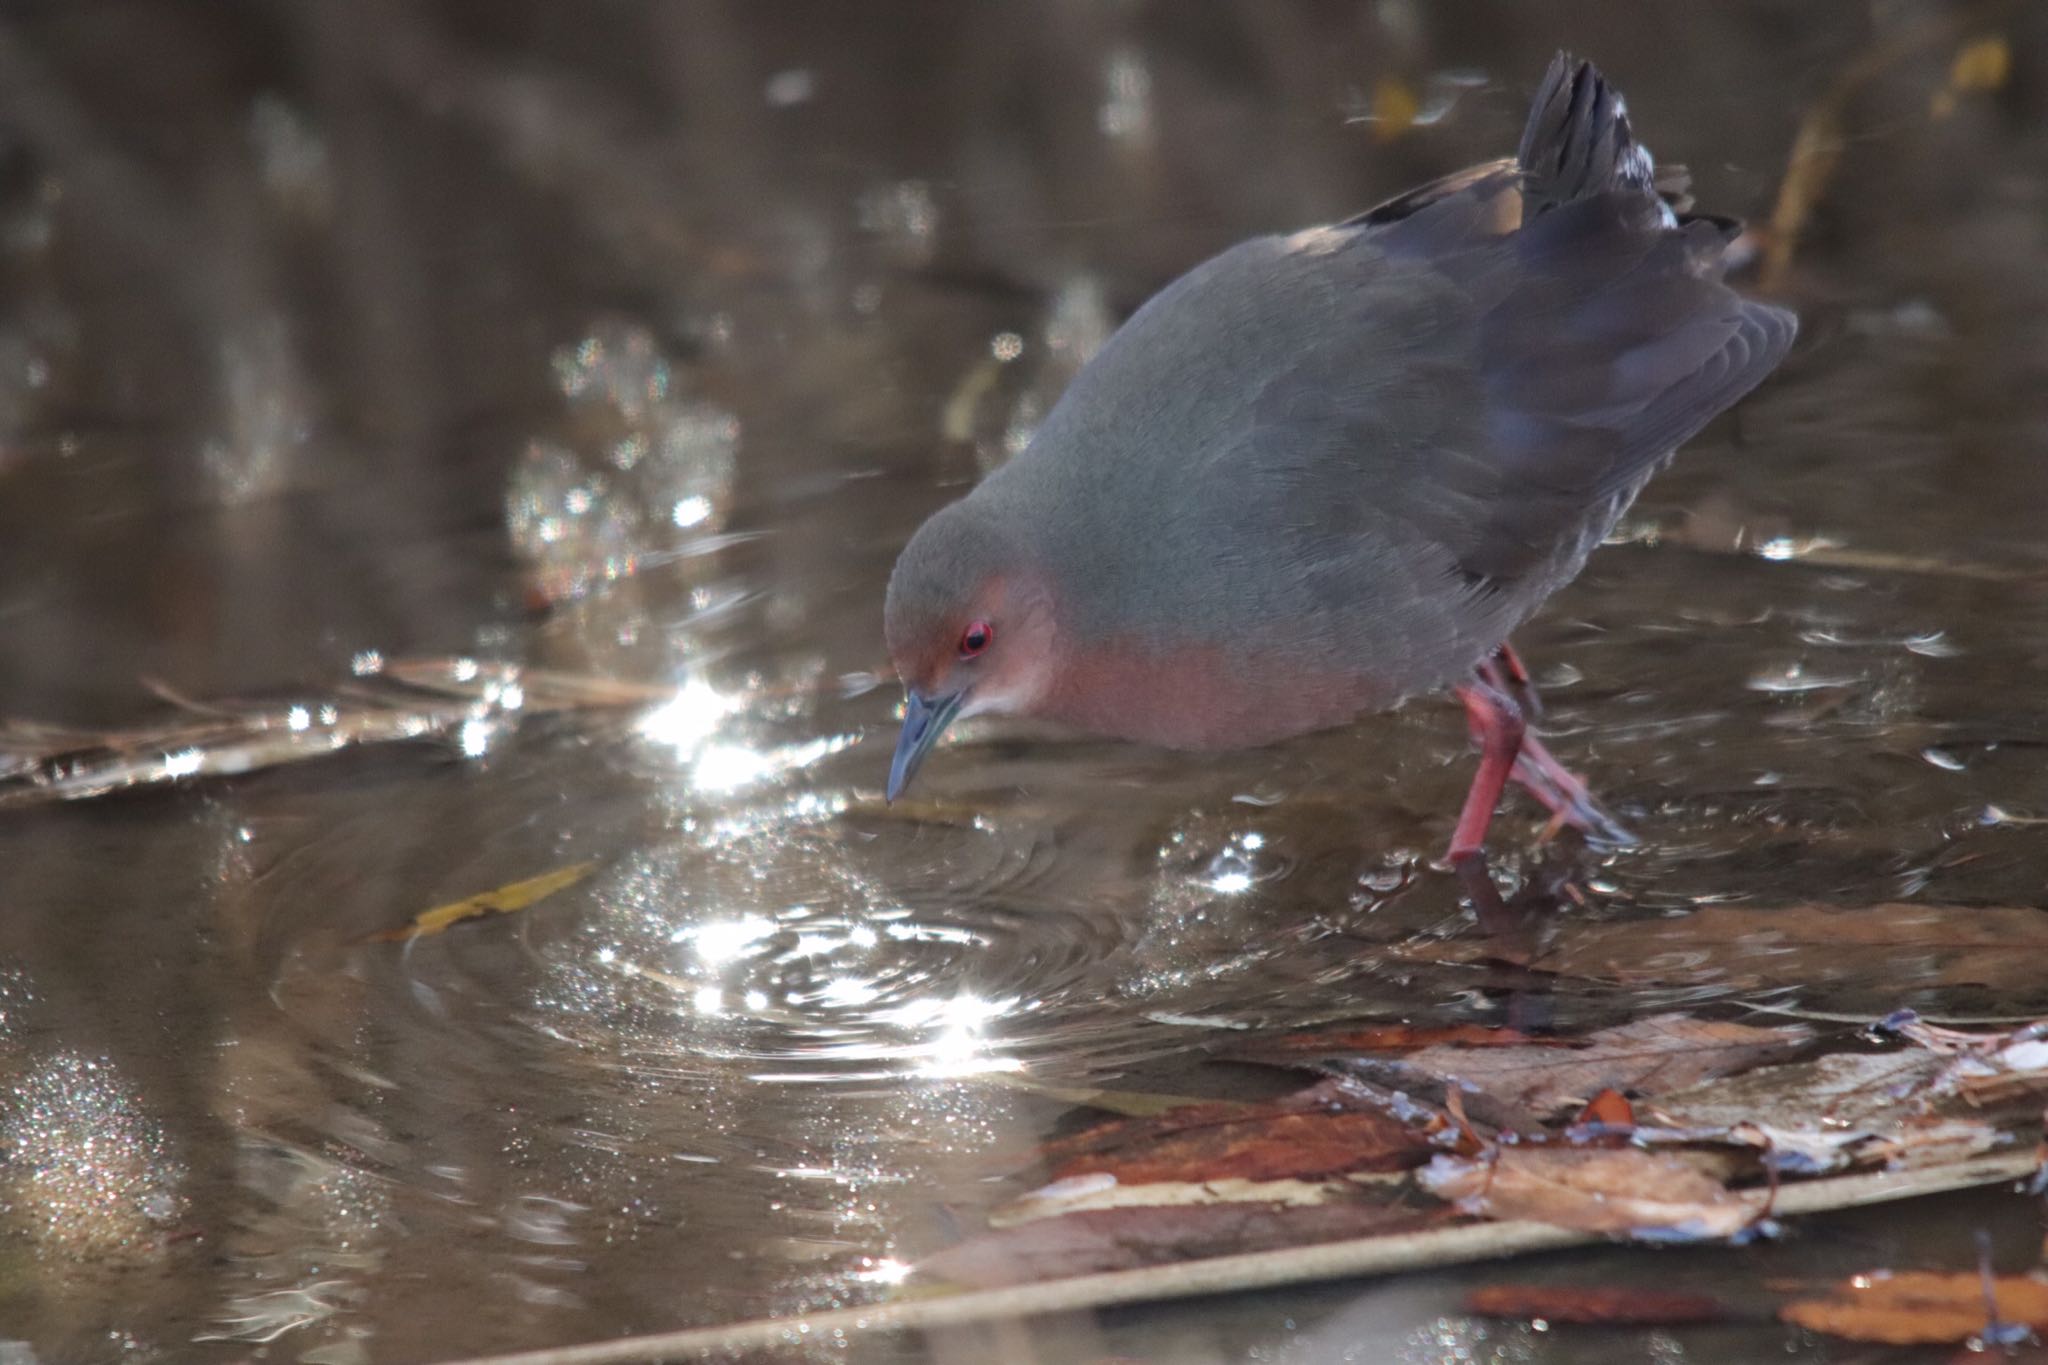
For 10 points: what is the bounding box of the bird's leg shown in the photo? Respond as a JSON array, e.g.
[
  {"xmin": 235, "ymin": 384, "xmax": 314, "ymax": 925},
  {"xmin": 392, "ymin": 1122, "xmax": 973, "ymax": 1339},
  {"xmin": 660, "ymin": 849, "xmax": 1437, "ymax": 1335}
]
[
  {"xmin": 1480, "ymin": 642, "xmax": 1541, "ymax": 721},
  {"xmin": 1446, "ymin": 677, "xmax": 1525, "ymax": 864},
  {"xmin": 1477, "ymin": 643, "xmax": 1637, "ymax": 849}
]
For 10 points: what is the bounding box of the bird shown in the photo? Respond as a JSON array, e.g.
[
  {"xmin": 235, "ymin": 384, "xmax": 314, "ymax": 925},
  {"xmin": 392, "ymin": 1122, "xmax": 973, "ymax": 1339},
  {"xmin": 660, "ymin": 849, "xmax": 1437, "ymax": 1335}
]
[{"xmin": 882, "ymin": 53, "xmax": 1797, "ymax": 865}]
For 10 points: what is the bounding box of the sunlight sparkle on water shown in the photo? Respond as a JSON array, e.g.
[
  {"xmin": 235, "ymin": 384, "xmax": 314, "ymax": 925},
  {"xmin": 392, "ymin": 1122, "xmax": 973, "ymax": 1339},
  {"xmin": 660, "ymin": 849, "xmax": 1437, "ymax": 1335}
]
[
  {"xmin": 690, "ymin": 743, "xmax": 775, "ymax": 792},
  {"xmin": 854, "ymin": 1257, "xmax": 914, "ymax": 1286},
  {"xmin": 692, "ymin": 734, "xmax": 857, "ymax": 794},
  {"xmin": 636, "ymin": 679, "xmax": 738, "ymax": 751},
  {"xmin": 890, "ymin": 994, "xmax": 1023, "ymax": 1079},
  {"xmin": 688, "ymin": 916, "xmax": 776, "ymax": 965},
  {"xmin": 457, "ymin": 718, "xmax": 493, "ymax": 758}
]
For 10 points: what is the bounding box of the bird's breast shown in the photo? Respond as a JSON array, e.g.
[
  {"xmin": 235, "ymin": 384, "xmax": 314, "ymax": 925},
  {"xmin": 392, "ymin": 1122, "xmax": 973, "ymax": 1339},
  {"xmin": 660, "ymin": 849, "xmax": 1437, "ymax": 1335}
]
[{"xmin": 1037, "ymin": 636, "xmax": 1401, "ymax": 751}]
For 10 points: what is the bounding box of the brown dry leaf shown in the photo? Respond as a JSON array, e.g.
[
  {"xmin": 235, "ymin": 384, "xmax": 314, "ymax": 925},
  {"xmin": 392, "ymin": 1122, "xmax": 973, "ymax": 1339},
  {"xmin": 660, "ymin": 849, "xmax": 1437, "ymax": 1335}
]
[
  {"xmin": 1572, "ymin": 1089, "xmax": 1636, "ymax": 1129},
  {"xmin": 1419, "ymin": 1146, "xmax": 1761, "ymax": 1240},
  {"xmin": 1373, "ymin": 1014, "xmax": 1811, "ymax": 1118},
  {"xmin": 926, "ymin": 1198, "xmax": 1441, "ymax": 1288},
  {"xmin": 1466, "ymin": 1283, "xmax": 1735, "ymax": 1326},
  {"xmin": 369, "ymin": 862, "xmax": 596, "ymax": 943},
  {"xmin": 1401, "ymin": 904, "xmax": 2048, "ymax": 995},
  {"xmin": 1782, "ymin": 1269, "xmax": 2048, "ymax": 1345},
  {"xmin": 1041, "ymin": 1077, "xmax": 1435, "ymax": 1187}
]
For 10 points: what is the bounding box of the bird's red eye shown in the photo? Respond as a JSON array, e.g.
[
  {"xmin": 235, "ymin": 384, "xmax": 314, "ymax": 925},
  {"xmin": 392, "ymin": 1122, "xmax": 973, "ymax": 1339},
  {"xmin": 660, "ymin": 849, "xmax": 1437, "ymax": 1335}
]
[{"xmin": 958, "ymin": 620, "xmax": 993, "ymax": 659}]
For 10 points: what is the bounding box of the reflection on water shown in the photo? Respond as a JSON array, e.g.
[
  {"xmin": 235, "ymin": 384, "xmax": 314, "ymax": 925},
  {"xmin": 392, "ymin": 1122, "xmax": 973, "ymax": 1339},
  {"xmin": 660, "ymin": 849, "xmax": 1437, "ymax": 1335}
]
[{"xmin": 0, "ymin": 2, "xmax": 2045, "ymax": 1361}]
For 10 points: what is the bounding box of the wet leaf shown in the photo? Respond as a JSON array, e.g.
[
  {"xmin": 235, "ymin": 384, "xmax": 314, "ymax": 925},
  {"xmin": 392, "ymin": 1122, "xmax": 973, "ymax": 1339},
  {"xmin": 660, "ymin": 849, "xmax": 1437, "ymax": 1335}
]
[
  {"xmin": 1651, "ymin": 1045, "xmax": 2035, "ymax": 1174},
  {"xmin": 1466, "ymin": 1282, "xmax": 1735, "ymax": 1325},
  {"xmin": 926, "ymin": 1198, "xmax": 1440, "ymax": 1288},
  {"xmin": 1403, "ymin": 904, "xmax": 2048, "ymax": 995},
  {"xmin": 985, "ymin": 1073, "xmax": 1219, "ymax": 1118},
  {"xmin": 1782, "ymin": 1269, "xmax": 2048, "ymax": 1345},
  {"xmin": 1419, "ymin": 1146, "xmax": 1761, "ymax": 1241},
  {"xmin": 1040, "ymin": 1077, "xmax": 1436, "ymax": 1187},
  {"xmin": 1369, "ymin": 1014, "xmax": 1811, "ymax": 1118},
  {"xmin": 1892, "ymin": 1015, "xmax": 2048, "ymax": 1105},
  {"xmin": 996, "ymin": 1172, "xmax": 1368, "ymax": 1227},
  {"xmin": 1232, "ymin": 1022, "xmax": 1544, "ymax": 1063},
  {"xmin": 369, "ymin": 862, "xmax": 596, "ymax": 942},
  {"xmin": 1571, "ymin": 1089, "xmax": 1636, "ymax": 1130}
]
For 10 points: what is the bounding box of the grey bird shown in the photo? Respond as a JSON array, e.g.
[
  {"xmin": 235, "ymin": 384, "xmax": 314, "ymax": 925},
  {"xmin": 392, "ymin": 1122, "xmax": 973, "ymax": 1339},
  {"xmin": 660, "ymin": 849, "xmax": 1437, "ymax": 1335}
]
[{"xmin": 883, "ymin": 53, "xmax": 1797, "ymax": 863}]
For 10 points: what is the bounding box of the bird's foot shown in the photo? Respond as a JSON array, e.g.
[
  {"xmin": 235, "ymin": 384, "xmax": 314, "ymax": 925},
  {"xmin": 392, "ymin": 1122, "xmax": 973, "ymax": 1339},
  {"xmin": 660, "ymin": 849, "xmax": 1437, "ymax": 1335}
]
[{"xmin": 1512, "ymin": 732, "xmax": 1636, "ymax": 850}]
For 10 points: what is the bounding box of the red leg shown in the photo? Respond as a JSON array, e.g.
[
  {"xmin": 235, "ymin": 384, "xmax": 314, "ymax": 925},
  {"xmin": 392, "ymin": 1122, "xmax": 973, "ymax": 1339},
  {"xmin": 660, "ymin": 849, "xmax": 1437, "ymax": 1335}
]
[
  {"xmin": 1491, "ymin": 642, "xmax": 1540, "ymax": 720},
  {"xmin": 1467, "ymin": 643, "xmax": 1637, "ymax": 851},
  {"xmin": 1446, "ymin": 679, "xmax": 1525, "ymax": 864}
]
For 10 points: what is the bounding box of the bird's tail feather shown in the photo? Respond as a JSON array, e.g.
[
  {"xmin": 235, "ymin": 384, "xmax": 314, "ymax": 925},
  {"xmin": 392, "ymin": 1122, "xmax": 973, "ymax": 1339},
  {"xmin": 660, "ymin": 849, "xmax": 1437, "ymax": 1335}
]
[{"xmin": 1516, "ymin": 53, "xmax": 1660, "ymax": 213}]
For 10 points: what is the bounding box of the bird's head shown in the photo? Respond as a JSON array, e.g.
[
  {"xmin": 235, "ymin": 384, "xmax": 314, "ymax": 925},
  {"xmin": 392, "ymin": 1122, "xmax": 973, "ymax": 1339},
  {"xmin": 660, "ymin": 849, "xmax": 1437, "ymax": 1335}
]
[{"xmin": 882, "ymin": 499, "xmax": 1056, "ymax": 801}]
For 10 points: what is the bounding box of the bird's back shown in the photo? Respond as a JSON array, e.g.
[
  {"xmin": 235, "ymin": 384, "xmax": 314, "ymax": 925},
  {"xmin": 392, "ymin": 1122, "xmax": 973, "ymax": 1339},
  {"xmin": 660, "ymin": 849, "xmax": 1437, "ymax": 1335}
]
[{"xmin": 974, "ymin": 54, "xmax": 1796, "ymax": 746}]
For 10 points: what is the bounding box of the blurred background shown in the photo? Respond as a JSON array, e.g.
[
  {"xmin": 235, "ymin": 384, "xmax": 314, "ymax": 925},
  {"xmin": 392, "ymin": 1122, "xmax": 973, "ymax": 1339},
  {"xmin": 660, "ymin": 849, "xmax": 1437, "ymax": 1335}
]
[{"xmin": 0, "ymin": 1, "xmax": 2045, "ymax": 1361}]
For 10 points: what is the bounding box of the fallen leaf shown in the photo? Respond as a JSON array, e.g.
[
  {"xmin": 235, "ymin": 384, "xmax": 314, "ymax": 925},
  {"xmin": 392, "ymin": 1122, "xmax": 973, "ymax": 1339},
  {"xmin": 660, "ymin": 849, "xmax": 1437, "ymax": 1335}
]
[
  {"xmin": 1364, "ymin": 1015, "xmax": 1811, "ymax": 1118},
  {"xmin": 995, "ymin": 1173, "xmax": 1377, "ymax": 1227},
  {"xmin": 1892, "ymin": 1015, "xmax": 2048, "ymax": 1106},
  {"xmin": 1367, "ymin": 78, "xmax": 1420, "ymax": 143},
  {"xmin": 982, "ymin": 1071, "xmax": 1218, "ymax": 1118},
  {"xmin": 1232, "ymin": 1023, "xmax": 1545, "ymax": 1063},
  {"xmin": 1400, "ymin": 904, "xmax": 2048, "ymax": 996},
  {"xmin": 369, "ymin": 862, "xmax": 596, "ymax": 942},
  {"xmin": 1933, "ymin": 34, "xmax": 2013, "ymax": 115},
  {"xmin": 1041, "ymin": 1078, "xmax": 1436, "ymax": 1187},
  {"xmin": 926, "ymin": 1198, "xmax": 1440, "ymax": 1288},
  {"xmin": 1782, "ymin": 1269, "xmax": 2048, "ymax": 1346},
  {"xmin": 1418, "ymin": 1147, "xmax": 1760, "ymax": 1240},
  {"xmin": 1466, "ymin": 1283, "xmax": 1734, "ymax": 1325},
  {"xmin": 1762, "ymin": 7, "xmax": 1993, "ymax": 289},
  {"xmin": 1649, "ymin": 1050, "xmax": 1951, "ymax": 1173},
  {"xmin": 1572, "ymin": 1089, "xmax": 1636, "ymax": 1130}
]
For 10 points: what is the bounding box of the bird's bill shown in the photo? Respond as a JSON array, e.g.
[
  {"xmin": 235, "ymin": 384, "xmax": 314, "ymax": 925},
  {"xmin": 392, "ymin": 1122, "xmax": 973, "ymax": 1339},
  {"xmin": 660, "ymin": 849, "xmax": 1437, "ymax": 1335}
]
[{"xmin": 886, "ymin": 689, "xmax": 963, "ymax": 803}]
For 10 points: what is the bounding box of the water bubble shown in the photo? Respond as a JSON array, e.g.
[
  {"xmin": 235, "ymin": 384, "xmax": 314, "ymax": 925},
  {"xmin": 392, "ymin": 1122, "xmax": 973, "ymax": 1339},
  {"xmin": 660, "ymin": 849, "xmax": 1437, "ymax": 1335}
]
[
  {"xmin": 513, "ymin": 320, "xmax": 739, "ymax": 608},
  {"xmin": 1098, "ymin": 47, "xmax": 1154, "ymax": 144},
  {"xmin": 552, "ymin": 319, "xmax": 670, "ymax": 420},
  {"xmin": 249, "ymin": 95, "xmax": 332, "ymax": 219},
  {"xmin": 856, "ymin": 180, "xmax": 938, "ymax": 265},
  {"xmin": 763, "ymin": 69, "xmax": 815, "ymax": 108},
  {"xmin": 1, "ymin": 1051, "xmax": 186, "ymax": 1259}
]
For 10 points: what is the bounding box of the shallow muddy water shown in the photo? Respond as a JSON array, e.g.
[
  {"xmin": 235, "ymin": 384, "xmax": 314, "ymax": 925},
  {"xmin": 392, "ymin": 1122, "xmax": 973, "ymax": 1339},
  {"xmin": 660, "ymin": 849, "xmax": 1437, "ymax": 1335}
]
[{"xmin": 2, "ymin": 3, "xmax": 2048, "ymax": 1361}]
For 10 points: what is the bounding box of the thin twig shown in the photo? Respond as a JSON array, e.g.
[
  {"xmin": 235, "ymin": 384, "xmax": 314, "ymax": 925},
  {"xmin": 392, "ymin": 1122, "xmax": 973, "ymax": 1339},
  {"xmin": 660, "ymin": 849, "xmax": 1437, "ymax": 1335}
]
[{"xmin": 428, "ymin": 1151, "xmax": 2040, "ymax": 1365}]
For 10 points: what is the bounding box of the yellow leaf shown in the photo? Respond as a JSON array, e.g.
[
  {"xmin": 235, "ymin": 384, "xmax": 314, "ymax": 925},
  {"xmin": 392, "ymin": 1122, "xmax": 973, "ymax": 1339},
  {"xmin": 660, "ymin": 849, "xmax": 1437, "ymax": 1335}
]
[
  {"xmin": 1951, "ymin": 35, "xmax": 2011, "ymax": 92},
  {"xmin": 1370, "ymin": 79, "xmax": 1419, "ymax": 143},
  {"xmin": 371, "ymin": 862, "xmax": 596, "ymax": 942}
]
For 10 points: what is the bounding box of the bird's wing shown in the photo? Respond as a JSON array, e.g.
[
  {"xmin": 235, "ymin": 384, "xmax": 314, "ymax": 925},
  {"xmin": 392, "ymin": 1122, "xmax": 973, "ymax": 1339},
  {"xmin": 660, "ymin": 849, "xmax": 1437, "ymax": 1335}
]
[
  {"xmin": 1370, "ymin": 188, "xmax": 1796, "ymax": 585},
  {"xmin": 1294, "ymin": 54, "xmax": 1796, "ymax": 588}
]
